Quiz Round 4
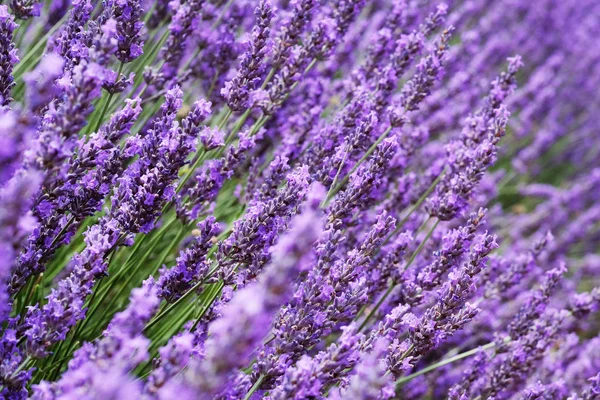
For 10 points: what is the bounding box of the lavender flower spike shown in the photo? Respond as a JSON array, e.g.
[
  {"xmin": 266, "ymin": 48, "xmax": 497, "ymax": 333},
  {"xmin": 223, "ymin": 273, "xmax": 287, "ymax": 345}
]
[
  {"xmin": 9, "ymin": 0, "xmax": 40, "ymax": 20},
  {"xmin": 21, "ymin": 89, "xmax": 209, "ymax": 360},
  {"xmin": 0, "ymin": 6, "xmax": 18, "ymax": 106},
  {"xmin": 161, "ymin": 183, "xmax": 325, "ymax": 398},
  {"xmin": 113, "ymin": 0, "xmax": 145, "ymax": 63},
  {"xmin": 32, "ymin": 277, "xmax": 161, "ymax": 399},
  {"xmin": 328, "ymin": 338, "xmax": 395, "ymax": 400},
  {"xmin": 222, "ymin": 0, "xmax": 274, "ymax": 111}
]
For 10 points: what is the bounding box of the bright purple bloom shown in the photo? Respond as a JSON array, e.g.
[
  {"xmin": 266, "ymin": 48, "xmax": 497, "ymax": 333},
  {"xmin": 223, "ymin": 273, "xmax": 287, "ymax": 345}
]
[{"xmin": 112, "ymin": 0, "xmax": 145, "ymax": 63}]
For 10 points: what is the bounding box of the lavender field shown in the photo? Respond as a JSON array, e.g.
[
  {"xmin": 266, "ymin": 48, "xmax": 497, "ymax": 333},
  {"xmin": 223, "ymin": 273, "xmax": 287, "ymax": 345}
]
[{"xmin": 0, "ymin": 0, "xmax": 599, "ymax": 398}]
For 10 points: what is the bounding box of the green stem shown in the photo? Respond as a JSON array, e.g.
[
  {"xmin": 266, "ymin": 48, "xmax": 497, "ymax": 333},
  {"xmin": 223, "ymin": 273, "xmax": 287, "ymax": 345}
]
[
  {"xmin": 387, "ymin": 170, "xmax": 445, "ymax": 241},
  {"xmin": 144, "ymin": 280, "xmax": 201, "ymax": 333},
  {"xmin": 92, "ymin": 63, "xmax": 124, "ymax": 134},
  {"xmin": 244, "ymin": 374, "xmax": 266, "ymax": 400},
  {"xmin": 83, "ymin": 218, "xmax": 177, "ymax": 331},
  {"xmin": 324, "ymin": 148, "xmax": 350, "ymax": 205},
  {"xmin": 189, "ymin": 281, "xmax": 224, "ymax": 331},
  {"xmin": 218, "ymin": 108, "xmax": 233, "ymax": 130},
  {"xmin": 94, "ymin": 226, "xmax": 187, "ymax": 336},
  {"xmin": 358, "ymin": 283, "xmax": 394, "ymax": 332},
  {"xmin": 13, "ymin": 14, "xmax": 67, "ymax": 80},
  {"xmin": 395, "ymin": 341, "xmax": 497, "ymax": 387}
]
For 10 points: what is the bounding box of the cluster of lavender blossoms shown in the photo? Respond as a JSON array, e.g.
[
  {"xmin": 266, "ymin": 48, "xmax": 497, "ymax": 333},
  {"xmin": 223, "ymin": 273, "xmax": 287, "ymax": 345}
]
[{"xmin": 0, "ymin": 0, "xmax": 599, "ymax": 399}]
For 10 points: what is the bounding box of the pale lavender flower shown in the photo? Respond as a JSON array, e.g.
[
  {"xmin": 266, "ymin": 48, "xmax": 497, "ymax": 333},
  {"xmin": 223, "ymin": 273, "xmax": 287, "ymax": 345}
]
[{"xmin": 329, "ymin": 338, "xmax": 395, "ymax": 400}]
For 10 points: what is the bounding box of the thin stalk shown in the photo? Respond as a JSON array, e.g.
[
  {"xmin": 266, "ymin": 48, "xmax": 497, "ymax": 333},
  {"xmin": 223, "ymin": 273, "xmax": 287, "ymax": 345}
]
[
  {"xmin": 324, "ymin": 148, "xmax": 350, "ymax": 205},
  {"xmin": 90, "ymin": 62, "xmax": 125, "ymax": 134},
  {"xmin": 84, "ymin": 217, "xmax": 177, "ymax": 326},
  {"xmin": 387, "ymin": 171, "xmax": 445, "ymax": 241},
  {"xmin": 13, "ymin": 14, "xmax": 67, "ymax": 79},
  {"xmin": 327, "ymin": 126, "xmax": 394, "ymax": 202},
  {"xmin": 395, "ymin": 341, "xmax": 497, "ymax": 386},
  {"xmin": 144, "ymin": 280, "xmax": 201, "ymax": 333},
  {"xmin": 95, "ymin": 226, "xmax": 187, "ymax": 334},
  {"xmin": 244, "ymin": 374, "xmax": 265, "ymax": 400},
  {"xmin": 218, "ymin": 108, "xmax": 233, "ymax": 130},
  {"xmin": 189, "ymin": 281, "xmax": 224, "ymax": 331}
]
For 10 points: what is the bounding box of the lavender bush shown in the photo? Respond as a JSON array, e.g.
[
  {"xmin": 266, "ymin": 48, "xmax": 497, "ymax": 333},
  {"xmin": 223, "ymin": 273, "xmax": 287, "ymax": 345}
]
[{"xmin": 0, "ymin": 0, "xmax": 599, "ymax": 398}]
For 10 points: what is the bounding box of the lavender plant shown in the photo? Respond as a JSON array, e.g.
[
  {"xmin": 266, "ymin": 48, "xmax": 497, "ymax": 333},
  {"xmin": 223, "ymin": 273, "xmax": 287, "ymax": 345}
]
[{"xmin": 0, "ymin": 0, "xmax": 599, "ymax": 399}]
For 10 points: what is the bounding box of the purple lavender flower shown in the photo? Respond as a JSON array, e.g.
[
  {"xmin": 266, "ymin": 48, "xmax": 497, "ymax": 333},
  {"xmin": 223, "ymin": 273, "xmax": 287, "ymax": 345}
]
[
  {"xmin": 271, "ymin": 0, "xmax": 318, "ymax": 68},
  {"xmin": 222, "ymin": 0, "xmax": 274, "ymax": 111},
  {"xmin": 0, "ymin": 108, "xmax": 30, "ymax": 186},
  {"xmin": 269, "ymin": 324, "xmax": 362, "ymax": 400},
  {"xmin": 328, "ymin": 338, "xmax": 395, "ymax": 400},
  {"xmin": 426, "ymin": 56, "xmax": 523, "ymax": 220},
  {"xmin": 416, "ymin": 208, "xmax": 486, "ymax": 291},
  {"xmin": 9, "ymin": 0, "xmax": 40, "ymax": 19},
  {"xmin": 10, "ymin": 98, "xmax": 142, "ymax": 295},
  {"xmin": 158, "ymin": 0, "xmax": 207, "ymax": 81},
  {"xmin": 23, "ymin": 53, "xmax": 65, "ymax": 114},
  {"xmin": 392, "ymin": 233, "xmax": 497, "ymax": 374},
  {"xmin": 157, "ymin": 217, "xmax": 222, "ymax": 303},
  {"xmin": 179, "ymin": 128, "xmax": 252, "ymax": 222},
  {"xmin": 21, "ymin": 89, "xmax": 209, "ymax": 359},
  {"xmin": 480, "ymin": 310, "xmax": 569, "ymax": 399},
  {"xmin": 24, "ymin": 60, "xmax": 112, "ymax": 192},
  {"xmin": 0, "ymin": 6, "xmax": 18, "ymax": 106},
  {"xmin": 143, "ymin": 330, "xmax": 196, "ymax": 396},
  {"xmin": 112, "ymin": 0, "xmax": 145, "ymax": 63},
  {"xmin": 32, "ymin": 277, "xmax": 160, "ymax": 399},
  {"xmin": 506, "ymin": 265, "xmax": 566, "ymax": 339},
  {"xmin": 215, "ymin": 165, "xmax": 313, "ymax": 285},
  {"xmin": 249, "ymin": 210, "xmax": 396, "ymax": 389},
  {"xmin": 2, "ymin": 1, "xmax": 600, "ymax": 398},
  {"xmin": 263, "ymin": 0, "xmax": 366, "ymax": 112},
  {"xmin": 51, "ymin": 0, "xmax": 94, "ymax": 69},
  {"xmin": 159, "ymin": 191, "xmax": 324, "ymax": 397},
  {"xmin": 46, "ymin": 0, "xmax": 71, "ymax": 28}
]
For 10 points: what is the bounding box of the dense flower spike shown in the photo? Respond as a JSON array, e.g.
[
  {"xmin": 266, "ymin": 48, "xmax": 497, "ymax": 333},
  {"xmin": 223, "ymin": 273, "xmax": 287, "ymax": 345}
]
[
  {"xmin": 222, "ymin": 0, "xmax": 274, "ymax": 111},
  {"xmin": 0, "ymin": 0, "xmax": 599, "ymax": 398},
  {"xmin": 32, "ymin": 278, "xmax": 160, "ymax": 398},
  {"xmin": 158, "ymin": 0, "xmax": 207, "ymax": 81},
  {"xmin": 10, "ymin": 98, "xmax": 142, "ymax": 294},
  {"xmin": 112, "ymin": 0, "xmax": 145, "ymax": 63},
  {"xmin": 20, "ymin": 88, "xmax": 208, "ymax": 363},
  {"xmin": 159, "ymin": 191, "xmax": 324, "ymax": 397},
  {"xmin": 157, "ymin": 217, "xmax": 222, "ymax": 302},
  {"xmin": 426, "ymin": 57, "xmax": 522, "ymax": 220},
  {"xmin": 0, "ymin": 6, "xmax": 18, "ymax": 106}
]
